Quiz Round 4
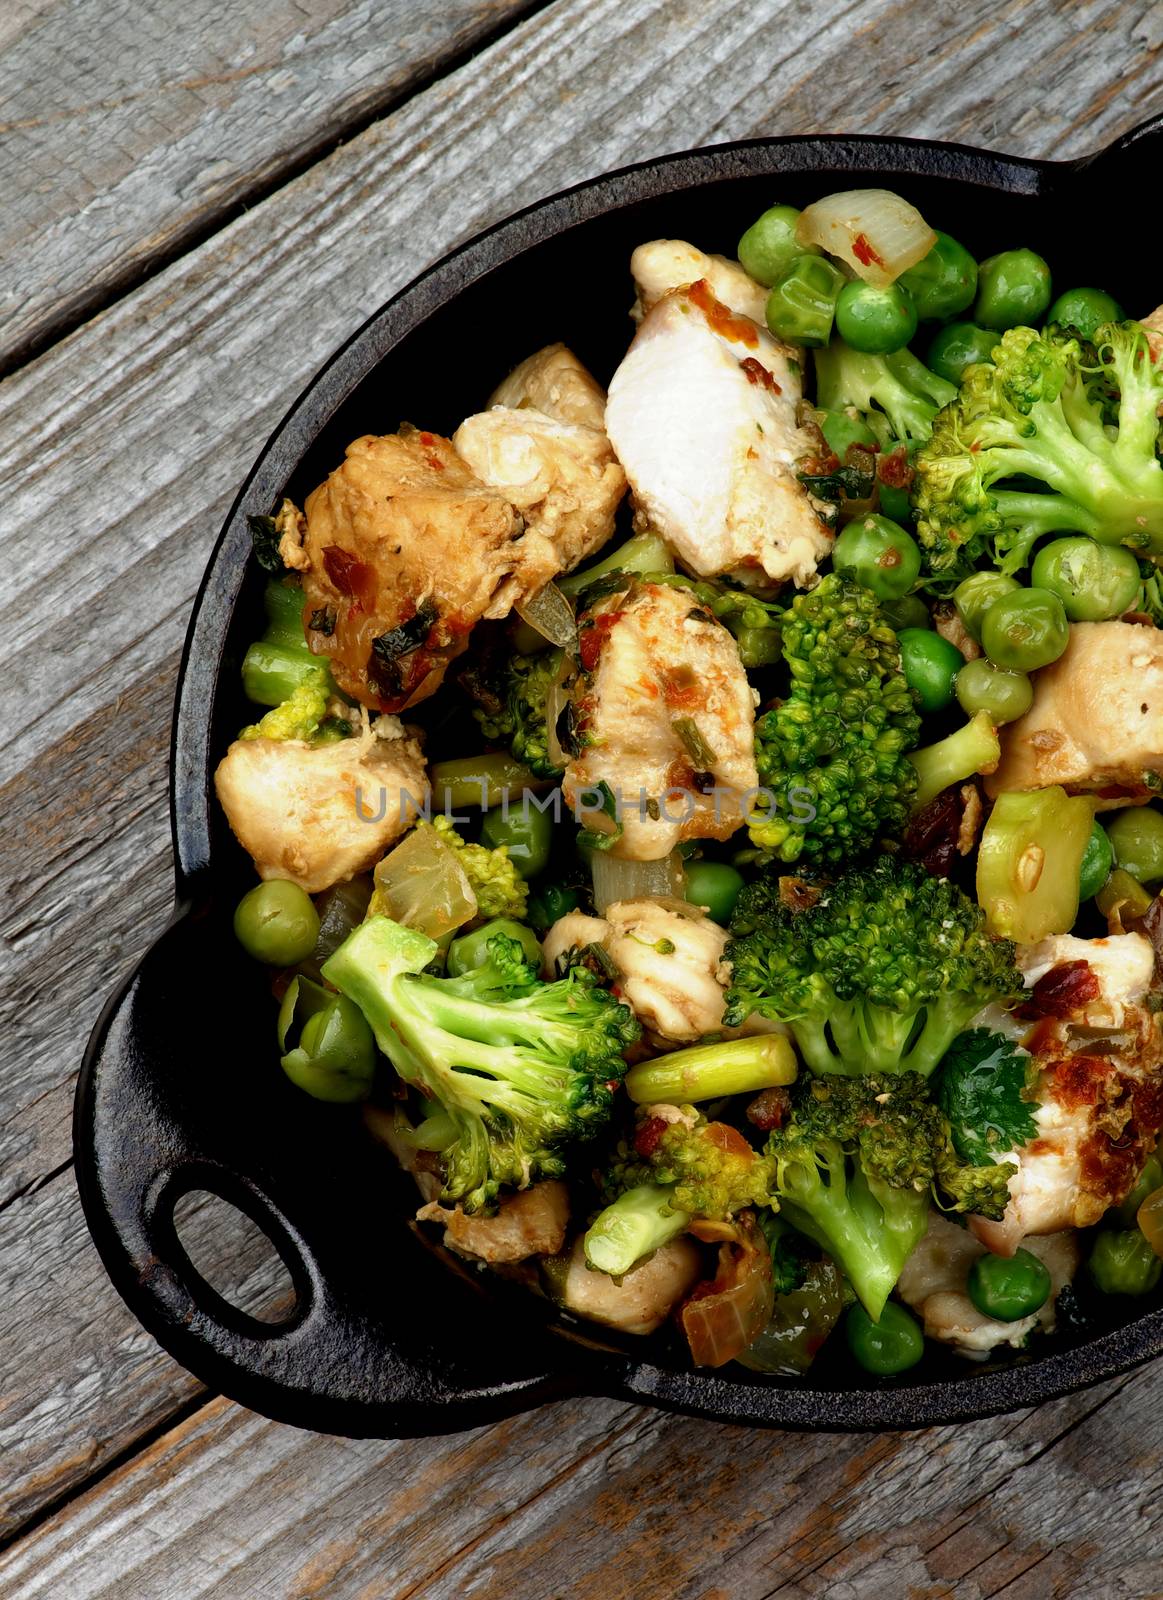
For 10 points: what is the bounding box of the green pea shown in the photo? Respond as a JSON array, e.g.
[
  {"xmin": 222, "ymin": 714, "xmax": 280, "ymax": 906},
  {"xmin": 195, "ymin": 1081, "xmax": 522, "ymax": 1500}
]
[
  {"xmin": 526, "ymin": 882, "xmax": 580, "ymax": 934},
  {"xmin": 817, "ymin": 408, "xmax": 879, "ymax": 460},
  {"xmin": 954, "ymin": 658, "xmax": 1033, "ymax": 725},
  {"xmin": 737, "ymin": 204, "xmax": 818, "ymax": 288},
  {"xmin": 927, "ymin": 321, "xmax": 999, "ymax": 386},
  {"xmin": 1078, "ymin": 818, "xmax": 1115, "ymax": 901},
  {"xmin": 899, "ymin": 232, "xmax": 978, "ymax": 322},
  {"xmin": 898, "ymin": 627, "xmax": 963, "ymax": 713},
  {"xmin": 831, "ymin": 514, "xmax": 922, "ymax": 601},
  {"xmin": 834, "ymin": 280, "xmax": 918, "ymax": 355},
  {"xmin": 967, "ymin": 1248, "xmax": 1052, "ymax": 1321},
  {"xmin": 1046, "ymin": 286, "xmax": 1125, "ymax": 341},
  {"xmin": 1113, "ymin": 1154, "xmax": 1163, "ymax": 1228},
  {"xmin": 447, "ymin": 917, "xmax": 544, "ymax": 976},
  {"xmin": 765, "ymin": 256, "xmax": 846, "ymax": 347},
  {"xmin": 234, "ymin": 879, "xmax": 319, "ymax": 966},
  {"xmin": 845, "ymin": 1301, "xmax": 924, "ymax": 1375},
  {"xmin": 1087, "ymin": 1229, "xmax": 1163, "ymax": 1296},
  {"xmin": 1104, "ymin": 807, "xmax": 1163, "ymax": 886},
  {"xmin": 953, "ymin": 572, "xmax": 1020, "ymax": 642},
  {"xmin": 1030, "ymin": 536, "xmax": 1141, "ymax": 622},
  {"xmin": 481, "ymin": 801, "xmax": 553, "ymax": 878},
  {"xmin": 980, "ymin": 587, "xmax": 1069, "ymax": 672},
  {"xmin": 974, "ymin": 248, "xmax": 1052, "ymax": 332},
  {"xmin": 881, "ymin": 594, "xmax": 931, "ymax": 633},
  {"xmin": 280, "ymin": 993, "xmax": 375, "ymax": 1103},
  {"xmin": 684, "ymin": 860, "xmax": 746, "ymax": 926}
]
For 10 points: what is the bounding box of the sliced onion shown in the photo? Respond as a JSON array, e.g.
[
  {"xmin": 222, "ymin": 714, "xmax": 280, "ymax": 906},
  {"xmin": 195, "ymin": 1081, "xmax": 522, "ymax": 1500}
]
[
  {"xmin": 591, "ymin": 850, "xmax": 685, "ymax": 914},
  {"xmin": 299, "ymin": 876, "xmax": 373, "ymax": 978},
  {"xmin": 369, "ymin": 825, "xmax": 476, "ymax": 938},
  {"xmin": 544, "ymin": 651, "xmax": 574, "ymax": 772},
  {"xmin": 796, "ymin": 189, "xmax": 936, "ymax": 287},
  {"xmin": 680, "ymin": 1214, "xmax": 775, "ymax": 1368},
  {"xmin": 515, "ymin": 580, "xmax": 577, "ymax": 651}
]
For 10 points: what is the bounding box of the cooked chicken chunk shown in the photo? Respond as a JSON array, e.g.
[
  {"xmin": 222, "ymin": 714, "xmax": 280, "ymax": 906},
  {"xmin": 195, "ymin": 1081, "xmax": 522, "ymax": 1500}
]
[
  {"xmin": 214, "ymin": 716, "xmax": 426, "ymax": 894},
  {"xmin": 543, "ymin": 898, "xmax": 733, "ymax": 1043},
  {"xmin": 986, "ymin": 622, "xmax": 1163, "ymax": 806},
  {"xmin": 453, "ymin": 407, "xmax": 625, "ymax": 596},
  {"xmin": 551, "ymin": 1233, "xmax": 703, "ymax": 1335},
  {"xmin": 630, "ymin": 239, "xmax": 769, "ymax": 325},
  {"xmin": 299, "ymin": 426, "xmax": 523, "ymax": 712},
  {"xmin": 417, "ymin": 1181, "xmax": 570, "ymax": 1264},
  {"xmin": 898, "ymin": 1211, "xmax": 1078, "ymax": 1361},
  {"xmin": 606, "ymin": 282, "xmax": 833, "ymax": 589},
  {"xmin": 1141, "ymin": 303, "xmax": 1163, "ymax": 363},
  {"xmin": 968, "ymin": 932, "xmax": 1163, "ymax": 1255},
  {"xmin": 563, "ymin": 580, "xmax": 759, "ymax": 859},
  {"xmin": 488, "ymin": 342, "xmax": 608, "ymax": 432}
]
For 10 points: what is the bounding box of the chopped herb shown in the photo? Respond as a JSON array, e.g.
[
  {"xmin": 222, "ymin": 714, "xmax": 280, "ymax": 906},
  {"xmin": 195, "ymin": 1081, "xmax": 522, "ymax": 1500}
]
[
  {"xmin": 248, "ymin": 513, "xmax": 284, "ymax": 574},
  {"xmin": 673, "ymin": 716, "xmax": 717, "ymax": 768},
  {"xmin": 309, "ymin": 605, "xmax": 336, "ymax": 636}
]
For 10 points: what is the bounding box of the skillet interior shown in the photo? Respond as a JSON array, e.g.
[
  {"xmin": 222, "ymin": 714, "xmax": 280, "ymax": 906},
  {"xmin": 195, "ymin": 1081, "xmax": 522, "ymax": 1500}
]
[{"xmin": 77, "ymin": 130, "xmax": 1163, "ymax": 1435}]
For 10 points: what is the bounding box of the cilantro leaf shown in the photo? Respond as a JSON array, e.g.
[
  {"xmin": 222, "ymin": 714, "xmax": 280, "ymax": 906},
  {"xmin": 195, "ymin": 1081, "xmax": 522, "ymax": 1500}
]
[{"xmin": 935, "ymin": 1029, "xmax": 1037, "ymax": 1166}]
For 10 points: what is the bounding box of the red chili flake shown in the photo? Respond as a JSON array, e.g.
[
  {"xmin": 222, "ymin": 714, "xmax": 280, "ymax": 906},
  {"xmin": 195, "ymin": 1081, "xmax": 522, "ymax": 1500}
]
[
  {"xmin": 852, "ymin": 233, "xmax": 885, "ymax": 268},
  {"xmin": 633, "ymin": 1117, "xmax": 670, "ymax": 1159},
  {"xmin": 578, "ymin": 611, "xmax": 621, "ymax": 671},
  {"xmin": 746, "ymin": 1087, "xmax": 790, "ymax": 1132},
  {"xmin": 322, "ymin": 545, "xmax": 371, "ymax": 600},
  {"xmin": 739, "ymin": 356, "xmax": 781, "ymax": 393},
  {"xmin": 877, "ymin": 445, "xmax": 913, "ymax": 490},
  {"xmin": 1017, "ymin": 960, "xmax": 1101, "ymax": 1020},
  {"xmin": 687, "ymin": 278, "xmax": 760, "ymax": 347}
]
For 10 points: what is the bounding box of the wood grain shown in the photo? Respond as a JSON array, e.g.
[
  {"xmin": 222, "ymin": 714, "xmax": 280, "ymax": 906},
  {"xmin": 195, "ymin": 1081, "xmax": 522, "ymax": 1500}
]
[
  {"xmin": 1, "ymin": 1369, "xmax": 1160, "ymax": 1598},
  {"xmin": 0, "ymin": 0, "xmax": 541, "ymax": 372},
  {"xmin": 3, "ymin": 0, "xmax": 1163, "ymax": 1587}
]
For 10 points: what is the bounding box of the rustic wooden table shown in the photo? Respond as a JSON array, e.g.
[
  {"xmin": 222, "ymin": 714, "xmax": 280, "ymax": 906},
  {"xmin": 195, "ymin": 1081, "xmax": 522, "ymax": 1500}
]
[{"xmin": 4, "ymin": 2, "xmax": 1163, "ymax": 1594}]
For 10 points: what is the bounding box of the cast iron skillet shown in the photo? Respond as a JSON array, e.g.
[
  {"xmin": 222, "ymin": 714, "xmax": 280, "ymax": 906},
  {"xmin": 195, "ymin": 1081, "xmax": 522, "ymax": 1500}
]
[{"xmin": 77, "ymin": 120, "xmax": 1163, "ymax": 1435}]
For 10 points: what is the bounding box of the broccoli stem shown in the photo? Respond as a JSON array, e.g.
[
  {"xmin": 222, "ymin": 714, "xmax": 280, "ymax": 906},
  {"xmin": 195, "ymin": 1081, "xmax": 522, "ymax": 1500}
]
[
  {"xmin": 241, "ymin": 640, "xmax": 330, "ymax": 707},
  {"xmin": 584, "ymin": 1182, "xmax": 691, "ymax": 1276},
  {"xmin": 907, "ymin": 709, "xmax": 1000, "ymax": 811},
  {"xmin": 429, "ymin": 753, "xmax": 550, "ymax": 811},
  {"xmin": 625, "ymin": 1035, "xmax": 797, "ymax": 1105},
  {"xmin": 557, "ymin": 530, "xmax": 674, "ymax": 600},
  {"xmin": 262, "ymin": 578, "xmax": 307, "ymax": 646}
]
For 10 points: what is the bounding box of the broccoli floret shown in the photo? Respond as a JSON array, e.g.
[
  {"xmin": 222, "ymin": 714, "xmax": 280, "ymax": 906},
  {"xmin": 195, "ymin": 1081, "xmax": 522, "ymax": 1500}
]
[
  {"xmin": 426, "ymin": 815, "xmax": 528, "ymax": 922},
  {"xmin": 725, "ymin": 856, "xmax": 1022, "ymax": 1078},
  {"xmin": 586, "ymin": 1107, "xmax": 773, "ymax": 1275},
  {"xmin": 766, "ymin": 1115, "xmax": 929, "ymax": 1322},
  {"xmin": 749, "ymin": 575, "xmax": 921, "ymax": 865},
  {"xmin": 324, "ymin": 918, "xmax": 638, "ymax": 1212},
  {"xmin": 813, "ymin": 340, "xmax": 957, "ymax": 450},
  {"xmin": 914, "ymin": 322, "xmax": 1163, "ymax": 580},
  {"xmin": 239, "ymin": 677, "xmax": 330, "ymax": 742},
  {"xmin": 467, "ymin": 648, "xmax": 565, "ymax": 779}
]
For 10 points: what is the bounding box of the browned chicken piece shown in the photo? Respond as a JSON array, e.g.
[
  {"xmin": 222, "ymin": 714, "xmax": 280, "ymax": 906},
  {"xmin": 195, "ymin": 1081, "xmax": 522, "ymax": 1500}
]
[
  {"xmin": 969, "ymin": 932, "xmax": 1163, "ymax": 1256},
  {"xmin": 213, "ymin": 716, "xmax": 427, "ymax": 893},
  {"xmin": 563, "ymin": 581, "xmax": 759, "ymax": 860},
  {"xmin": 550, "ymin": 1234, "xmax": 703, "ymax": 1335},
  {"xmin": 630, "ymin": 239, "xmax": 769, "ymax": 325},
  {"xmin": 932, "ymin": 600, "xmax": 981, "ymax": 662},
  {"xmin": 487, "ymin": 342, "xmax": 608, "ymax": 432},
  {"xmin": 898, "ymin": 1212, "xmax": 1078, "ymax": 1360},
  {"xmin": 453, "ymin": 407, "xmax": 626, "ymax": 597},
  {"xmin": 417, "ymin": 1181, "xmax": 570, "ymax": 1264},
  {"xmin": 985, "ymin": 621, "xmax": 1163, "ymax": 807},
  {"xmin": 298, "ymin": 426, "xmax": 524, "ymax": 712}
]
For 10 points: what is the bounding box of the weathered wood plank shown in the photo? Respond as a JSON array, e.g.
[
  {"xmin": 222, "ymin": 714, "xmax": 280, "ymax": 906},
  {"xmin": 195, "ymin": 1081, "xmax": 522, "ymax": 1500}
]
[
  {"xmin": 0, "ymin": 1171, "xmax": 289, "ymax": 1540},
  {"xmin": 2, "ymin": 0, "xmax": 1163, "ymax": 1576},
  {"xmin": 0, "ymin": 0, "xmax": 541, "ymax": 372},
  {"xmin": 0, "ymin": 1365, "xmax": 1159, "ymax": 1598}
]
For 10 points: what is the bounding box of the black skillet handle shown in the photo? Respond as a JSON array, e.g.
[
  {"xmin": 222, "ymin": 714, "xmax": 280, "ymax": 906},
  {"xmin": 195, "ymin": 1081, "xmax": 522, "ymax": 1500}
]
[{"xmin": 75, "ymin": 904, "xmax": 575, "ymax": 1438}]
